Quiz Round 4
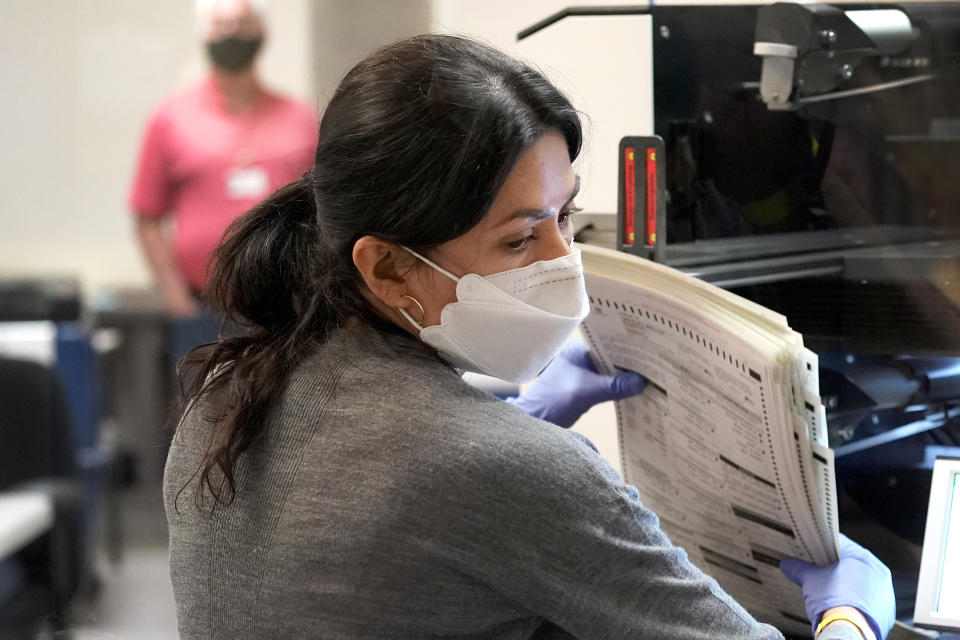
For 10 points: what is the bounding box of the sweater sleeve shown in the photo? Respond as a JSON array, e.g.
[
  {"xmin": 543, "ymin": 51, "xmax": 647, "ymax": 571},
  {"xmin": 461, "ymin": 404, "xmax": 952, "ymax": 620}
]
[
  {"xmin": 817, "ymin": 622, "xmax": 870, "ymax": 640},
  {"xmin": 426, "ymin": 417, "xmax": 787, "ymax": 640}
]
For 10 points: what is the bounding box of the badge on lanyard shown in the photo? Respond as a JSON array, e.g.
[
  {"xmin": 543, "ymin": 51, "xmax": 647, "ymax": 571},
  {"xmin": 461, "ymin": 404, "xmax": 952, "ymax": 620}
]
[{"xmin": 225, "ymin": 166, "xmax": 268, "ymax": 200}]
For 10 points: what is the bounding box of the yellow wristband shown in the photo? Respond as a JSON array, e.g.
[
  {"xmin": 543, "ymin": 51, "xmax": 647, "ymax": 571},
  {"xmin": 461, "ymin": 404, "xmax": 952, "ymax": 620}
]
[{"xmin": 815, "ymin": 613, "xmax": 869, "ymax": 640}]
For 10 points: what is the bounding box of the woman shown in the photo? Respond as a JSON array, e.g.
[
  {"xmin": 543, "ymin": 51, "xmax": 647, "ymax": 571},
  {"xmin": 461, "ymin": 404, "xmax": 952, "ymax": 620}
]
[{"xmin": 164, "ymin": 35, "xmax": 894, "ymax": 639}]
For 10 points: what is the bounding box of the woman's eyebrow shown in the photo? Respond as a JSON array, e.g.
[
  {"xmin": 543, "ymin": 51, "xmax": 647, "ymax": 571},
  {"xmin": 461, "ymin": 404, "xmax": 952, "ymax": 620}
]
[{"xmin": 498, "ymin": 175, "xmax": 581, "ymax": 226}]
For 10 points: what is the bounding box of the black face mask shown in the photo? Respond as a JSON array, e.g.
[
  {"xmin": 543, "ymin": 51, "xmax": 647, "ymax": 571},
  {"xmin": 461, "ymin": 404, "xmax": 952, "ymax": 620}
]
[{"xmin": 207, "ymin": 36, "xmax": 262, "ymax": 73}]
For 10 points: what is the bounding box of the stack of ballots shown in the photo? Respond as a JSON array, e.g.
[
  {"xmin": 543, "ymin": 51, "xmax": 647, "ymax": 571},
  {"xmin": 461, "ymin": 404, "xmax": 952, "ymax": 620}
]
[{"xmin": 578, "ymin": 243, "xmax": 839, "ymax": 637}]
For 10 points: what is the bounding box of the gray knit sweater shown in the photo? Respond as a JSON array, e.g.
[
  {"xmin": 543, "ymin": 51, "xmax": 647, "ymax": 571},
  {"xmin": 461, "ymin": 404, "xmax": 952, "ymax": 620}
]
[{"xmin": 164, "ymin": 327, "xmax": 861, "ymax": 640}]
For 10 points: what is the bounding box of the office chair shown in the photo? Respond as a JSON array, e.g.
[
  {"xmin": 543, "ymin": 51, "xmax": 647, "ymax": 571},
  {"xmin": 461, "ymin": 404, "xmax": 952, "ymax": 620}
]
[{"xmin": 0, "ymin": 357, "xmax": 83, "ymax": 638}]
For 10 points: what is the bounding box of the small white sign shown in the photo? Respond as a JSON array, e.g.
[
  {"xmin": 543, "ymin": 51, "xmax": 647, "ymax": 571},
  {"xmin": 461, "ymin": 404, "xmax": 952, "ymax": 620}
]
[{"xmin": 225, "ymin": 166, "xmax": 269, "ymax": 200}]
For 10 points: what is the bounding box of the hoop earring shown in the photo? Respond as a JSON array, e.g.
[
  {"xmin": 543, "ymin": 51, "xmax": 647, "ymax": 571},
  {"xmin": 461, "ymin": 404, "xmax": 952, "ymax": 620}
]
[{"xmin": 401, "ymin": 294, "xmax": 425, "ymax": 325}]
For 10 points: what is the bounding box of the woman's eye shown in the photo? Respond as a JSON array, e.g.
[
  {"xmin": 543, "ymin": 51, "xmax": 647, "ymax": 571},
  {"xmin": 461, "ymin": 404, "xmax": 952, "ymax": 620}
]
[
  {"xmin": 506, "ymin": 236, "xmax": 533, "ymax": 251},
  {"xmin": 506, "ymin": 208, "xmax": 582, "ymax": 251},
  {"xmin": 558, "ymin": 206, "xmax": 582, "ymax": 229}
]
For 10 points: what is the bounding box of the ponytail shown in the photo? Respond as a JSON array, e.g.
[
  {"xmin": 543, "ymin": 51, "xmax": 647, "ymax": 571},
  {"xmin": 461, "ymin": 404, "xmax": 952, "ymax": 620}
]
[
  {"xmin": 182, "ymin": 174, "xmax": 363, "ymax": 509},
  {"xmin": 212, "ymin": 175, "xmax": 321, "ymax": 332}
]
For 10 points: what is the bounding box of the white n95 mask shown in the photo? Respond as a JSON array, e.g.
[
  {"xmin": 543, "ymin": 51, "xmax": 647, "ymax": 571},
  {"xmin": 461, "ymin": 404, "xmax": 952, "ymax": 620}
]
[{"xmin": 398, "ymin": 247, "xmax": 590, "ymax": 384}]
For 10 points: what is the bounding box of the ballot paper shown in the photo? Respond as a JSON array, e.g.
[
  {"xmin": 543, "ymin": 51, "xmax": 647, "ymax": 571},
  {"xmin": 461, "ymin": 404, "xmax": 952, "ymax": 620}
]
[{"xmin": 579, "ymin": 244, "xmax": 839, "ymax": 637}]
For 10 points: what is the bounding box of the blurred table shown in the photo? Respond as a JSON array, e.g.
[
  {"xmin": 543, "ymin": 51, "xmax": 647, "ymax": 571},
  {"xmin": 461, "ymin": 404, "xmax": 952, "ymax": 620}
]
[{"xmin": 91, "ymin": 287, "xmax": 174, "ymax": 550}]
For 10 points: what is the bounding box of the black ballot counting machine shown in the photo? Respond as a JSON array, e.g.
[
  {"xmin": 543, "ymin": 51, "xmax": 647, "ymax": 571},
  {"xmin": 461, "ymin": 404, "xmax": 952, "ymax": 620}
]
[{"xmin": 521, "ymin": 1, "xmax": 960, "ymax": 627}]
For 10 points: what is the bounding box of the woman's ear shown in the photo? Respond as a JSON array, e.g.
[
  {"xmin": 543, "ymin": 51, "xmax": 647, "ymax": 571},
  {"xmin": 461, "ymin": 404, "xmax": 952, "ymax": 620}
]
[{"xmin": 352, "ymin": 236, "xmax": 414, "ymax": 308}]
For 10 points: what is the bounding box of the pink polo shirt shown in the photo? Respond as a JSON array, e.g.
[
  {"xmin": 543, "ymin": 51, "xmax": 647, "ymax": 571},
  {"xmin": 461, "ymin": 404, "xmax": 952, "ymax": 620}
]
[{"xmin": 129, "ymin": 77, "xmax": 317, "ymax": 292}]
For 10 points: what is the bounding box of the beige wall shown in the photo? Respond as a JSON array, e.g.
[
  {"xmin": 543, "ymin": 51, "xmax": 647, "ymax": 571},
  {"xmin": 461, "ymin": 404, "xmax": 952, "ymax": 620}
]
[
  {"xmin": 312, "ymin": 0, "xmax": 432, "ymax": 108},
  {"xmin": 432, "ymin": 0, "xmax": 639, "ymax": 52}
]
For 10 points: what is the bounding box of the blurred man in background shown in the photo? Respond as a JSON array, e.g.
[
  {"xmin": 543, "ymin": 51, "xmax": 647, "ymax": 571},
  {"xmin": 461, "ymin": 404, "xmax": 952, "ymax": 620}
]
[{"xmin": 129, "ymin": 0, "xmax": 316, "ymax": 357}]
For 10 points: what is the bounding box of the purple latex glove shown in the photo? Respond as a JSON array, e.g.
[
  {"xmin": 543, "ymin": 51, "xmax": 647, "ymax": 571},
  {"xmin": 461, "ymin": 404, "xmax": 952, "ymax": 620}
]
[
  {"xmin": 507, "ymin": 340, "xmax": 646, "ymax": 428},
  {"xmin": 780, "ymin": 534, "xmax": 895, "ymax": 640}
]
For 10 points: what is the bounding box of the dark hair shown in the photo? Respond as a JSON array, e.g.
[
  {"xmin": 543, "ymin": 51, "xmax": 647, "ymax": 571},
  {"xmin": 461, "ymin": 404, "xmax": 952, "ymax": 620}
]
[{"xmin": 184, "ymin": 34, "xmax": 582, "ymax": 507}]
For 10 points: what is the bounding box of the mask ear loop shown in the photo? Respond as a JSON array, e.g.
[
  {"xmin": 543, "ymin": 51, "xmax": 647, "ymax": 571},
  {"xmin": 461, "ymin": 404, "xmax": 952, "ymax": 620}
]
[
  {"xmin": 398, "ymin": 294, "xmax": 426, "ymax": 332},
  {"xmin": 400, "ymin": 246, "xmax": 460, "ymax": 283},
  {"xmin": 397, "ymin": 247, "xmax": 458, "ymax": 332}
]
